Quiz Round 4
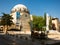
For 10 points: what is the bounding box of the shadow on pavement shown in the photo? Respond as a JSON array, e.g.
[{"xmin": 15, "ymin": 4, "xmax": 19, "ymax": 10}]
[{"xmin": 0, "ymin": 32, "xmax": 60, "ymax": 45}]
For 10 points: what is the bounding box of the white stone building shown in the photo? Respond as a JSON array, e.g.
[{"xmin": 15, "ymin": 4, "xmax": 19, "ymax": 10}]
[{"xmin": 10, "ymin": 4, "xmax": 32, "ymax": 32}]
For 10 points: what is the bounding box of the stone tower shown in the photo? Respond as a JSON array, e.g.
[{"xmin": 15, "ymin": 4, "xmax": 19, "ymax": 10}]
[{"xmin": 10, "ymin": 4, "xmax": 31, "ymax": 32}]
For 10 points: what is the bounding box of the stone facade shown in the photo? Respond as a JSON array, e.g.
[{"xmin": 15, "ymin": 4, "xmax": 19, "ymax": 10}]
[
  {"xmin": 10, "ymin": 4, "xmax": 31, "ymax": 32},
  {"xmin": 52, "ymin": 18, "xmax": 59, "ymax": 30}
]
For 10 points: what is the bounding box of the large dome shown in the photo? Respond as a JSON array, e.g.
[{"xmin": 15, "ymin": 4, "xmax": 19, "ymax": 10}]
[{"xmin": 11, "ymin": 4, "xmax": 29, "ymax": 13}]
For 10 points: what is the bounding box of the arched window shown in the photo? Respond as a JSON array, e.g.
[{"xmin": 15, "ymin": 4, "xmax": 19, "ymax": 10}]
[
  {"xmin": 25, "ymin": 15, "xmax": 27, "ymax": 17},
  {"xmin": 16, "ymin": 12, "xmax": 20, "ymax": 19},
  {"xmin": 16, "ymin": 12, "xmax": 20, "ymax": 25}
]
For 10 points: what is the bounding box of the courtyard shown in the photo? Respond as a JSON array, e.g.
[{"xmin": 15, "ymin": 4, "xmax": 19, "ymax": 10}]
[{"xmin": 0, "ymin": 30, "xmax": 60, "ymax": 45}]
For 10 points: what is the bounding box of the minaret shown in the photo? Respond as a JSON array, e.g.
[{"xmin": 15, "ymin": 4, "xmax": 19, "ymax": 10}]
[
  {"xmin": 46, "ymin": 13, "xmax": 49, "ymax": 31},
  {"xmin": 30, "ymin": 15, "xmax": 33, "ymax": 21},
  {"xmin": 30, "ymin": 15, "xmax": 33, "ymax": 31}
]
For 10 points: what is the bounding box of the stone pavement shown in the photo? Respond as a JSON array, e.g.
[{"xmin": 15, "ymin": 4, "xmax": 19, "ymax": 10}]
[
  {"xmin": 0, "ymin": 30, "xmax": 60, "ymax": 45},
  {"xmin": 0, "ymin": 35, "xmax": 9, "ymax": 45}
]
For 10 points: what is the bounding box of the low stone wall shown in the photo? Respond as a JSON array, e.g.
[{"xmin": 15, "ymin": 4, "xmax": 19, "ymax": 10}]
[{"xmin": 7, "ymin": 31, "xmax": 31, "ymax": 35}]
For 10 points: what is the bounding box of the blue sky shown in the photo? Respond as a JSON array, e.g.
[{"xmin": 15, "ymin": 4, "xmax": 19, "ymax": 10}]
[{"xmin": 0, "ymin": 0, "xmax": 60, "ymax": 19}]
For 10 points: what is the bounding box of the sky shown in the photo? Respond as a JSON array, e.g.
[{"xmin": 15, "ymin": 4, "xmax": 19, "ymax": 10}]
[{"xmin": 0, "ymin": 0, "xmax": 60, "ymax": 19}]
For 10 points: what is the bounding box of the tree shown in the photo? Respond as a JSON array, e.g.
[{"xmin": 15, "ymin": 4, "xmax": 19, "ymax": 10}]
[
  {"xmin": 1, "ymin": 13, "xmax": 13, "ymax": 34},
  {"xmin": 31, "ymin": 15, "xmax": 48, "ymax": 39},
  {"xmin": 44, "ymin": 13, "xmax": 46, "ymax": 26},
  {"xmin": 49, "ymin": 16, "xmax": 52, "ymax": 30},
  {"xmin": 32, "ymin": 15, "xmax": 45, "ymax": 31},
  {"xmin": 44, "ymin": 13, "xmax": 53, "ymax": 30}
]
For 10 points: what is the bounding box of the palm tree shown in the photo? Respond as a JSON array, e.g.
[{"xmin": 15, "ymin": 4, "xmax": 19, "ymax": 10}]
[{"xmin": 1, "ymin": 13, "xmax": 13, "ymax": 34}]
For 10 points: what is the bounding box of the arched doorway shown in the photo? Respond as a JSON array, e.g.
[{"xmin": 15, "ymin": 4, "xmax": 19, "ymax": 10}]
[{"xmin": 52, "ymin": 23, "xmax": 56, "ymax": 30}]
